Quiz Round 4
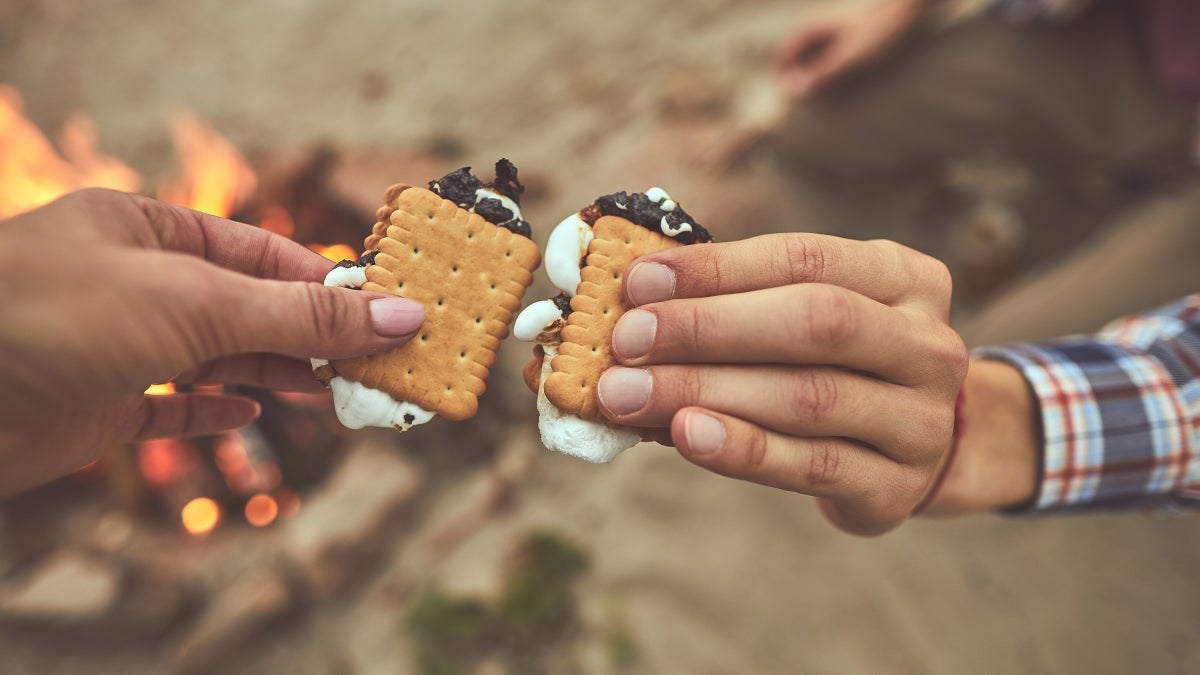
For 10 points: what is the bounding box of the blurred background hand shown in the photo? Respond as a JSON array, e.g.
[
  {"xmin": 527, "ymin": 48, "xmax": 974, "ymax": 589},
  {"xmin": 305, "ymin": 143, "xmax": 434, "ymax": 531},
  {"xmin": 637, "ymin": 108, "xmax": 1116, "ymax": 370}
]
[{"xmin": 777, "ymin": 0, "xmax": 930, "ymax": 100}]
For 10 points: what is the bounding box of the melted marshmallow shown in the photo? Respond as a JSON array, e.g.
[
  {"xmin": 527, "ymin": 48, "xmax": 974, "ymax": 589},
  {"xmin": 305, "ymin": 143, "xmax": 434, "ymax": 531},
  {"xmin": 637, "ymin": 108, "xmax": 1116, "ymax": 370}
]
[
  {"xmin": 514, "ymin": 299, "xmax": 566, "ymax": 342},
  {"xmin": 645, "ymin": 187, "xmax": 691, "ymax": 236},
  {"xmin": 544, "ymin": 213, "xmax": 594, "ymax": 296},
  {"xmin": 645, "ymin": 187, "xmax": 669, "ymax": 203},
  {"xmin": 324, "ymin": 265, "xmax": 368, "ymax": 289},
  {"xmin": 312, "ymin": 264, "xmax": 435, "ymax": 432},
  {"xmin": 534, "ymin": 344, "xmax": 640, "ymax": 463},
  {"xmin": 660, "ymin": 215, "xmax": 693, "ymax": 237},
  {"xmin": 513, "ymin": 301, "xmax": 640, "ymax": 463}
]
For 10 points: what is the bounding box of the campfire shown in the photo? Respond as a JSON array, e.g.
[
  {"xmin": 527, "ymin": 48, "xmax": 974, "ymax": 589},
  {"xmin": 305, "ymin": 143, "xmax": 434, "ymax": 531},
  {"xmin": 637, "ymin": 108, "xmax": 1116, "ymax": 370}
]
[{"xmin": 0, "ymin": 84, "xmax": 365, "ymax": 536}]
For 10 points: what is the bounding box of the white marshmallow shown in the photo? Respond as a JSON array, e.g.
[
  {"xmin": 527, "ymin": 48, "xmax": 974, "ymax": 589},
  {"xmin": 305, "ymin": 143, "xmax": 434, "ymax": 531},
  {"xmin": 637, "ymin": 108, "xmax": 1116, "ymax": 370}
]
[
  {"xmin": 312, "ymin": 265, "xmax": 435, "ymax": 432},
  {"xmin": 544, "ymin": 213, "xmax": 594, "ymax": 296},
  {"xmin": 534, "ymin": 344, "xmax": 640, "ymax": 463}
]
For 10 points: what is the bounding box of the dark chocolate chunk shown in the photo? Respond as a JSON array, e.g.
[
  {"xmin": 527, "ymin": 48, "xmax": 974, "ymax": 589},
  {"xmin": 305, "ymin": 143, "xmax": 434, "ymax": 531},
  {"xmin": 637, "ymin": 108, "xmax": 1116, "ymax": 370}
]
[
  {"xmin": 551, "ymin": 292, "xmax": 574, "ymax": 318},
  {"xmin": 592, "ymin": 191, "xmax": 711, "ymax": 245},
  {"xmin": 429, "ymin": 167, "xmax": 483, "ymax": 208},
  {"xmin": 426, "ymin": 162, "xmax": 533, "ymax": 239},
  {"xmin": 502, "ymin": 218, "xmax": 532, "ymax": 238},
  {"xmin": 403, "ymin": 412, "xmax": 416, "ymax": 425},
  {"xmin": 486, "ymin": 158, "xmax": 525, "ymax": 205},
  {"xmin": 579, "ymin": 202, "xmax": 602, "ymax": 225},
  {"xmin": 473, "ymin": 197, "xmax": 514, "ymax": 225},
  {"xmin": 335, "ymin": 249, "xmax": 378, "ymax": 268}
]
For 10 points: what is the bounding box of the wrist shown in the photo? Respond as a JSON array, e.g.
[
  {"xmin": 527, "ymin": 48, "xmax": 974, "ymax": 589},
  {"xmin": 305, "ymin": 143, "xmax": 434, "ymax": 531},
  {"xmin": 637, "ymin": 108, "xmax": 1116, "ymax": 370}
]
[{"xmin": 919, "ymin": 359, "xmax": 1040, "ymax": 516}]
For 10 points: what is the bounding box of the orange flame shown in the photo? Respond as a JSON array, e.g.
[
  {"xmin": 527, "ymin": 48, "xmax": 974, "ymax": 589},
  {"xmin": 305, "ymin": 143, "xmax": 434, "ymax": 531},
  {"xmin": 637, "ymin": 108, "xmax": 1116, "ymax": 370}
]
[
  {"xmin": 244, "ymin": 494, "xmax": 279, "ymax": 527},
  {"xmin": 138, "ymin": 438, "xmax": 197, "ymax": 487},
  {"xmin": 0, "ymin": 84, "xmax": 140, "ymax": 219},
  {"xmin": 158, "ymin": 110, "xmax": 256, "ymax": 218},
  {"xmin": 311, "ymin": 243, "xmax": 358, "ymax": 262},
  {"xmin": 145, "ymin": 382, "xmax": 176, "ymax": 396}
]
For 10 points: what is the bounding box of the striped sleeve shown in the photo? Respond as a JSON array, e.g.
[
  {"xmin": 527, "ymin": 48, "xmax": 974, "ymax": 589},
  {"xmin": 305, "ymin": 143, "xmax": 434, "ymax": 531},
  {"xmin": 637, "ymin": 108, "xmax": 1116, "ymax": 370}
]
[{"xmin": 976, "ymin": 294, "xmax": 1200, "ymax": 513}]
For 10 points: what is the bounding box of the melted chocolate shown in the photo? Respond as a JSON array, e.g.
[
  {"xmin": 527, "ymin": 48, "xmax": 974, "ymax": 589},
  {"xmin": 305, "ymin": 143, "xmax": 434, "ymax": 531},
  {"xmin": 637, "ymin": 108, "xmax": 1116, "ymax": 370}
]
[
  {"xmin": 429, "ymin": 167, "xmax": 483, "ymax": 208},
  {"xmin": 552, "ymin": 292, "xmax": 574, "ymax": 318},
  {"xmin": 474, "ymin": 197, "xmax": 513, "ymax": 225},
  {"xmin": 487, "ymin": 158, "xmax": 524, "ymax": 205},
  {"xmin": 334, "ymin": 250, "xmax": 379, "ymax": 268},
  {"xmin": 592, "ymin": 191, "xmax": 711, "ymax": 245},
  {"xmin": 427, "ymin": 162, "xmax": 533, "ymax": 238},
  {"xmin": 504, "ymin": 219, "xmax": 532, "ymax": 238}
]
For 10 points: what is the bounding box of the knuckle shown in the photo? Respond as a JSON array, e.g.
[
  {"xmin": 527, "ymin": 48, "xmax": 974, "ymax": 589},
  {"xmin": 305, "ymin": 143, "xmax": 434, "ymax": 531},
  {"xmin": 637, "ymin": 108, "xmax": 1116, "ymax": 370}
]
[
  {"xmin": 784, "ymin": 368, "xmax": 839, "ymax": 424},
  {"xmin": 898, "ymin": 465, "xmax": 933, "ymax": 506},
  {"xmin": 939, "ymin": 329, "xmax": 970, "ymax": 386},
  {"xmin": 741, "ymin": 424, "xmax": 771, "ymax": 472},
  {"xmin": 65, "ymin": 186, "xmax": 122, "ymax": 208},
  {"xmin": 796, "ymin": 286, "xmax": 857, "ymax": 345},
  {"xmin": 299, "ymin": 283, "xmax": 346, "ymax": 350},
  {"xmin": 673, "ymin": 367, "xmax": 706, "ymax": 406},
  {"xmin": 254, "ymin": 236, "xmax": 287, "ymax": 279},
  {"xmin": 923, "ymin": 255, "xmax": 954, "ymax": 300},
  {"xmin": 676, "ymin": 301, "xmax": 717, "ymax": 351},
  {"xmin": 697, "ymin": 245, "xmax": 724, "ymax": 293},
  {"xmin": 806, "ymin": 439, "xmax": 843, "ymax": 489},
  {"xmin": 781, "ymin": 234, "xmax": 828, "ymax": 283}
]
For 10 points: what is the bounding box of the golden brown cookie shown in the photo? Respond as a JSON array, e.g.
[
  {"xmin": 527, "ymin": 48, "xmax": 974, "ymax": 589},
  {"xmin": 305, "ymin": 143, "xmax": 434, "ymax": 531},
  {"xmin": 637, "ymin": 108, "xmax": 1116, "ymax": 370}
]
[
  {"xmin": 331, "ymin": 186, "xmax": 541, "ymax": 420},
  {"xmin": 543, "ymin": 215, "xmax": 682, "ymax": 421}
]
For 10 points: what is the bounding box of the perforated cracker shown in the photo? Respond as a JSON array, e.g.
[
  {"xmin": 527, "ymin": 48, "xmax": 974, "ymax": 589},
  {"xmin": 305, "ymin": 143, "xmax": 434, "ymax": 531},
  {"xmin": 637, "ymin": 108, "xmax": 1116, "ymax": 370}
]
[
  {"xmin": 363, "ymin": 183, "xmax": 414, "ymax": 252},
  {"xmin": 332, "ymin": 187, "xmax": 541, "ymax": 420},
  {"xmin": 543, "ymin": 215, "xmax": 682, "ymax": 421}
]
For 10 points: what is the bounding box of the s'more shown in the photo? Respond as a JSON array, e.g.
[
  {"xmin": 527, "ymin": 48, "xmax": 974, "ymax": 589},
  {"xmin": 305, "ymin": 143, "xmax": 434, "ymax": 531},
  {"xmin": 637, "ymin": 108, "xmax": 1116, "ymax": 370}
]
[
  {"xmin": 515, "ymin": 188, "xmax": 712, "ymax": 463},
  {"xmin": 312, "ymin": 159, "xmax": 542, "ymax": 432}
]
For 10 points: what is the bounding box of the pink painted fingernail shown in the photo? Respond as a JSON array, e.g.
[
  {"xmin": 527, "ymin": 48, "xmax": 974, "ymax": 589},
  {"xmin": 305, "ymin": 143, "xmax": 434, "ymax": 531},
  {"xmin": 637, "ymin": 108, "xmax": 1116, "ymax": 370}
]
[
  {"xmin": 598, "ymin": 368, "xmax": 652, "ymax": 416},
  {"xmin": 369, "ymin": 297, "xmax": 425, "ymax": 337},
  {"xmin": 611, "ymin": 309, "xmax": 657, "ymax": 360},
  {"xmin": 626, "ymin": 262, "xmax": 675, "ymax": 306},
  {"xmin": 685, "ymin": 412, "xmax": 725, "ymax": 455}
]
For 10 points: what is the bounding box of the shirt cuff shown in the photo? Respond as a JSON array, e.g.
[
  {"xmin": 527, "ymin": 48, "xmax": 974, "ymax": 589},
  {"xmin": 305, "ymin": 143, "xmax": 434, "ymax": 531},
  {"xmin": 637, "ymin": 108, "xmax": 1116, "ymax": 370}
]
[{"xmin": 976, "ymin": 341, "xmax": 1199, "ymax": 514}]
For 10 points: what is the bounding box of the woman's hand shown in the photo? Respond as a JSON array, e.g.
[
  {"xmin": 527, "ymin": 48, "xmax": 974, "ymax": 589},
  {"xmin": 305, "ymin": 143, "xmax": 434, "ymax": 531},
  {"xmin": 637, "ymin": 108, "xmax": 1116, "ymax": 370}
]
[
  {"xmin": 0, "ymin": 189, "xmax": 424, "ymax": 496},
  {"xmin": 596, "ymin": 233, "xmax": 968, "ymax": 535}
]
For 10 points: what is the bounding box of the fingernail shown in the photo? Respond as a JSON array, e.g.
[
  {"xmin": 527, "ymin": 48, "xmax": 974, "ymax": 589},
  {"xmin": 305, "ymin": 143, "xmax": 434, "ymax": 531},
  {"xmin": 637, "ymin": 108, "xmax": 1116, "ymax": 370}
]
[
  {"xmin": 626, "ymin": 262, "xmax": 675, "ymax": 306},
  {"xmin": 685, "ymin": 412, "xmax": 726, "ymax": 455},
  {"xmin": 598, "ymin": 368, "xmax": 652, "ymax": 416},
  {"xmin": 369, "ymin": 297, "xmax": 425, "ymax": 337},
  {"xmin": 611, "ymin": 309, "xmax": 657, "ymax": 360}
]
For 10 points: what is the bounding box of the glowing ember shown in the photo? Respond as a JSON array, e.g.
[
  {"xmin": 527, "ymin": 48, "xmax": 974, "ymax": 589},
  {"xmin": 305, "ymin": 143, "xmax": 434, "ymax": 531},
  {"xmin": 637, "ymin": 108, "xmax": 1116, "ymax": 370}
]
[
  {"xmin": 158, "ymin": 109, "xmax": 256, "ymax": 219},
  {"xmin": 138, "ymin": 438, "xmax": 196, "ymax": 487},
  {"xmin": 244, "ymin": 494, "xmax": 279, "ymax": 527},
  {"xmin": 311, "ymin": 243, "xmax": 358, "ymax": 262},
  {"xmin": 181, "ymin": 497, "xmax": 221, "ymax": 536},
  {"xmin": 0, "ymin": 84, "xmax": 139, "ymax": 219},
  {"xmin": 258, "ymin": 204, "xmax": 296, "ymax": 239},
  {"xmin": 145, "ymin": 382, "xmax": 176, "ymax": 396}
]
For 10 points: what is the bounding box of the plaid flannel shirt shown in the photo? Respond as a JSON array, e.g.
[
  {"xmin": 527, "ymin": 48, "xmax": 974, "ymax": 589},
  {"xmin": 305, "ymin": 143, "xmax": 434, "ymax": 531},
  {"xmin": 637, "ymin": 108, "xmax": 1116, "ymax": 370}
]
[{"xmin": 977, "ymin": 294, "xmax": 1200, "ymax": 513}]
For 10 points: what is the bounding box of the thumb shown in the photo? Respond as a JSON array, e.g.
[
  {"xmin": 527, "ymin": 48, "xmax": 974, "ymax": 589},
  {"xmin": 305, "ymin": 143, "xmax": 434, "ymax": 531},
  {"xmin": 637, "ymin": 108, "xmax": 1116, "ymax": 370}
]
[{"xmin": 207, "ymin": 274, "xmax": 426, "ymax": 360}]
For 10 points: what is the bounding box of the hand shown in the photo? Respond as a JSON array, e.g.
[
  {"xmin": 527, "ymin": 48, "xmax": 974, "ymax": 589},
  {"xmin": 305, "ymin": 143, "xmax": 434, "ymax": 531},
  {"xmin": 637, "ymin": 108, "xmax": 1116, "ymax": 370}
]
[
  {"xmin": 0, "ymin": 189, "xmax": 425, "ymax": 496},
  {"xmin": 595, "ymin": 234, "xmax": 968, "ymax": 536},
  {"xmin": 777, "ymin": 0, "xmax": 928, "ymax": 100}
]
